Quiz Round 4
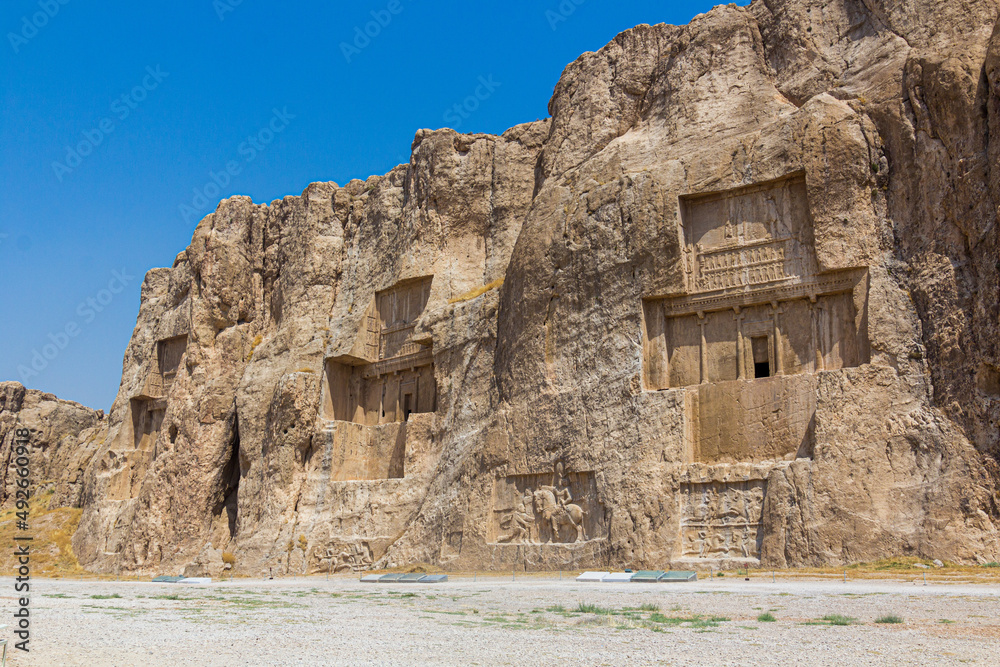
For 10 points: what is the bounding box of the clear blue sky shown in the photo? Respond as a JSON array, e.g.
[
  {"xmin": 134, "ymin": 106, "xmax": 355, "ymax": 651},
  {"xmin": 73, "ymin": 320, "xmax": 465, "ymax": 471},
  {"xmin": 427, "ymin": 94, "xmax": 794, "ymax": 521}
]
[{"xmin": 1, "ymin": 0, "xmax": 738, "ymax": 411}]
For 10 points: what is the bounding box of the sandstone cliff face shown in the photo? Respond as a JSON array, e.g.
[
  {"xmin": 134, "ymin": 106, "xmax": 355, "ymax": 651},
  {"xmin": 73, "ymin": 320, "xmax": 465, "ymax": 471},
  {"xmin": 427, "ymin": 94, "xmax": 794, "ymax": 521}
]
[
  {"xmin": 55, "ymin": 0, "xmax": 1000, "ymax": 575},
  {"xmin": 0, "ymin": 382, "xmax": 105, "ymax": 509}
]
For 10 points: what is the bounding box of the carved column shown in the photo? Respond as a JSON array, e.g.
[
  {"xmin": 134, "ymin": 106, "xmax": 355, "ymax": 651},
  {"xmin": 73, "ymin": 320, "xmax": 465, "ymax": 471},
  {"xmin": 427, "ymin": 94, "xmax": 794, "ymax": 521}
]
[
  {"xmin": 698, "ymin": 311, "xmax": 707, "ymax": 384},
  {"xmin": 734, "ymin": 306, "xmax": 745, "ymax": 380},
  {"xmin": 771, "ymin": 300, "xmax": 784, "ymax": 376},
  {"xmin": 809, "ymin": 295, "xmax": 824, "ymax": 372}
]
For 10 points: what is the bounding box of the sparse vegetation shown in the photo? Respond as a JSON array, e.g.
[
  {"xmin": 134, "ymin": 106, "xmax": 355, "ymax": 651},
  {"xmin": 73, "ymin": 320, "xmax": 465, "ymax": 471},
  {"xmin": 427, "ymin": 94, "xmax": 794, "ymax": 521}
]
[
  {"xmin": 0, "ymin": 489, "xmax": 87, "ymax": 576},
  {"xmin": 247, "ymin": 334, "xmax": 263, "ymax": 361},
  {"xmin": 639, "ymin": 603, "xmax": 660, "ymax": 612},
  {"xmin": 222, "ymin": 551, "xmax": 236, "ymax": 567},
  {"xmin": 820, "ymin": 614, "xmax": 857, "ymax": 626},
  {"xmin": 448, "ymin": 278, "xmax": 504, "ymax": 304},
  {"xmin": 576, "ymin": 602, "xmax": 614, "ymax": 615},
  {"xmin": 648, "ymin": 613, "xmax": 729, "ymax": 627},
  {"xmin": 875, "ymin": 614, "xmax": 904, "ymax": 624},
  {"xmin": 757, "ymin": 612, "xmax": 777, "ymax": 622}
]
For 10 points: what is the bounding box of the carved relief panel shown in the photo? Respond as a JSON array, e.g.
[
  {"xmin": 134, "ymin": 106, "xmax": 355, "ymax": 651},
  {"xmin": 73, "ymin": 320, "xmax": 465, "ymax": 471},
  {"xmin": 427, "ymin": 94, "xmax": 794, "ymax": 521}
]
[
  {"xmin": 323, "ymin": 277, "xmax": 437, "ymax": 426},
  {"xmin": 489, "ymin": 466, "xmax": 605, "ymax": 545},
  {"xmin": 678, "ymin": 479, "xmax": 766, "ymax": 561},
  {"xmin": 314, "ymin": 541, "xmax": 374, "ymax": 573},
  {"xmin": 680, "ymin": 176, "xmax": 817, "ymax": 295},
  {"xmin": 643, "ymin": 173, "xmax": 869, "ymax": 391}
]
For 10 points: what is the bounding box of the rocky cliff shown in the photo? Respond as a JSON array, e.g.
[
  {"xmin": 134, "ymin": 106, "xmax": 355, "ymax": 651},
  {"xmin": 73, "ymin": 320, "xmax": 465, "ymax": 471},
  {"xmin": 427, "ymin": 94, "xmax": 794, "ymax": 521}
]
[
  {"xmin": 0, "ymin": 382, "xmax": 104, "ymax": 509},
  {"xmin": 11, "ymin": 0, "xmax": 1000, "ymax": 575}
]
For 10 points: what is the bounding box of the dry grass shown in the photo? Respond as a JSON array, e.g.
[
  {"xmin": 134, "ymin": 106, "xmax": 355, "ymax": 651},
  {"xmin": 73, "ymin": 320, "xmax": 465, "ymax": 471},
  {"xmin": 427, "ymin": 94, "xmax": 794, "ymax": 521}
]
[
  {"xmin": 246, "ymin": 334, "xmax": 264, "ymax": 361},
  {"xmin": 0, "ymin": 490, "xmax": 89, "ymax": 577},
  {"xmin": 448, "ymin": 278, "xmax": 504, "ymax": 304}
]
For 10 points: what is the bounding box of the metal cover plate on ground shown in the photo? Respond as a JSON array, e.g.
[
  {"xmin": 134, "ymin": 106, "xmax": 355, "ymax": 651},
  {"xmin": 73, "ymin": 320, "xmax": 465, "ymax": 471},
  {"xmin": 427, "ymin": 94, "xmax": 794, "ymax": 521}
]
[
  {"xmin": 151, "ymin": 576, "xmax": 184, "ymax": 583},
  {"xmin": 419, "ymin": 575, "xmax": 448, "ymax": 583},
  {"xmin": 660, "ymin": 571, "xmax": 697, "ymax": 582},
  {"xmin": 178, "ymin": 577, "xmax": 212, "ymax": 584},
  {"xmin": 378, "ymin": 573, "xmax": 406, "ymax": 582},
  {"xmin": 630, "ymin": 570, "xmax": 666, "ymax": 583},
  {"xmin": 399, "ymin": 573, "xmax": 427, "ymax": 582},
  {"xmin": 600, "ymin": 572, "xmax": 635, "ymax": 582},
  {"xmin": 360, "ymin": 574, "xmax": 384, "ymax": 583},
  {"xmin": 576, "ymin": 571, "xmax": 610, "ymax": 582}
]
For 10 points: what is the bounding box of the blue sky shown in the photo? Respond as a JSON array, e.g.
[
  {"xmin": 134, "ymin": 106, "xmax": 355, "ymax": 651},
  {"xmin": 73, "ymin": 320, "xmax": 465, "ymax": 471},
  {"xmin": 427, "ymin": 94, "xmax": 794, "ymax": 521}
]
[{"xmin": 1, "ymin": 0, "xmax": 739, "ymax": 411}]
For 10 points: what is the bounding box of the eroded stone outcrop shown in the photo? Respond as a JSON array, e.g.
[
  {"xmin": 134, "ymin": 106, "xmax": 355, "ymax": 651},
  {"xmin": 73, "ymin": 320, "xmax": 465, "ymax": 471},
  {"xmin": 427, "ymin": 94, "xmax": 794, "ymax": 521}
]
[
  {"xmin": 0, "ymin": 382, "xmax": 105, "ymax": 509},
  {"xmin": 19, "ymin": 0, "xmax": 1000, "ymax": 574}
]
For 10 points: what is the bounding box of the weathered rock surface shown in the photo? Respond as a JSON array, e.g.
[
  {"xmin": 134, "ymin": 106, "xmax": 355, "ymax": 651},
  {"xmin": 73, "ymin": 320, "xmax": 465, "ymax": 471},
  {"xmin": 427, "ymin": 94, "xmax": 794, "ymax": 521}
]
[
  {"xmin": 0, "ymin": 382, "xmax": 105, "ymax": 509},
  {"xmin": 15, "ymin": 0, "xmax": 1000, "ymax": 574}
]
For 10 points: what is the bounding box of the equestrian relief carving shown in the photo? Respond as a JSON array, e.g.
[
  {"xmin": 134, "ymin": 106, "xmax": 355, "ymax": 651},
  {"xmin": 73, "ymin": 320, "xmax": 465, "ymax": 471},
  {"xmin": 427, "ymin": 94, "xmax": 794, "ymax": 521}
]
[{"xmin": 491, "ymin": 465, "xmax": 604, "ymax": 545}]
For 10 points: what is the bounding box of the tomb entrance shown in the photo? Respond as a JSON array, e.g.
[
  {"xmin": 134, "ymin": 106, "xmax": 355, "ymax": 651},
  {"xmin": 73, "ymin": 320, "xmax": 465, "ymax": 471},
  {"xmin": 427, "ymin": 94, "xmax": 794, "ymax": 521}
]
[
  {"xmin": 319, "ymin": 277, "xmax": 437, "ymax": 481},
  {"xmin": 130, "ymin": 334, "xmax": 187, "ymax": 452},
  {"xmin": 323, "ymin": 276, "xmax": 436, "ymax": 426},
  {"xmin": 643, "ymin": 174, "xmax": 868, "ymax": 464}
]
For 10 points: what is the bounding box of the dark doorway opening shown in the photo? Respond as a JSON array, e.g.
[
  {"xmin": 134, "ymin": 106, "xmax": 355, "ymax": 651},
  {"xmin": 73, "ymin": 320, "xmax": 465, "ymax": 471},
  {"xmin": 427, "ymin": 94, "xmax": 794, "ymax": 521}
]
[
  {"xmin": 752, "ymin": 336, "xmax": 771, "ymax": 379},
  {"xmin": 403, "ymin": 393, "xmax": 413, "ymax": 421}
]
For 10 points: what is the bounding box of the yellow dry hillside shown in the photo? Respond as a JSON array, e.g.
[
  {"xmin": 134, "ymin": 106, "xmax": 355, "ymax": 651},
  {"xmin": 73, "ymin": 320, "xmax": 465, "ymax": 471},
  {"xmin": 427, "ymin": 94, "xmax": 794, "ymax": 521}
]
[{"xmin": 0, "ymin": 489, "xmax": 88, "ymax": 577}]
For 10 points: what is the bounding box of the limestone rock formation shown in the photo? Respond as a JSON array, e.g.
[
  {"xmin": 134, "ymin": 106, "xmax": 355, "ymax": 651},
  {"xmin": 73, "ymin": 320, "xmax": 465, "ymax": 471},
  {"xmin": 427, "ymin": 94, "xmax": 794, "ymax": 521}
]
[
  {"xmin": 0, "ymin": 382, "xmax": 105, "ymax": 509},
  {"xmin": 16, "ymin": 0, "xmax": 1000, "ymax": 574}
]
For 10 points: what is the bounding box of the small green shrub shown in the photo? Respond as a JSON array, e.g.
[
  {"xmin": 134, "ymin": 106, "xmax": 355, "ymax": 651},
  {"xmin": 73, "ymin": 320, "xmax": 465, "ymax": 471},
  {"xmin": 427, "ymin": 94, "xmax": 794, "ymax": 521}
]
[
  {"xmin": 757, "ymin": 612, "xmax": 777, "ymax": 622},
  {"xmin": 639, "ymin": 603, "xmax": 660, "ymax": 612},
  {"xmin": 875, "ymin": 614, "xmax": 904, "ymax": 624}
]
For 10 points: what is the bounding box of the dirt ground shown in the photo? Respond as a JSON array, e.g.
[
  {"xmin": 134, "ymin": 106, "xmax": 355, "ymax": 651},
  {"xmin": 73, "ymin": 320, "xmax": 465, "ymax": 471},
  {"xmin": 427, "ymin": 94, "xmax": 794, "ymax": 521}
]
[{"xmin": 2, "ymin": 573, "xmax": 999, "ymax": 665}]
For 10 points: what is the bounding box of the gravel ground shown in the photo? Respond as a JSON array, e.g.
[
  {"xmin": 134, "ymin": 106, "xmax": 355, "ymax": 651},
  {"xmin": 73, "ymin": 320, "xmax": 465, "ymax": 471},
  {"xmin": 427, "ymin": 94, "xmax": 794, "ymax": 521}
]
[{"xmin": 2, "ymin": 574, "xmax": 998, "ymax": 665}]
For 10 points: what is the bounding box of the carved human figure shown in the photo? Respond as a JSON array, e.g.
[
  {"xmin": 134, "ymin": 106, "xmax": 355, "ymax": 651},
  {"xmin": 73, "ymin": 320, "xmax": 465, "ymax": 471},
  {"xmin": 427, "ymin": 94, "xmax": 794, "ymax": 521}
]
[
  {"xmin": 697, "ymin": 529, "xmax": 708, "ymax": 558},
  {"xmin": 728, "ymin": 488, "xmax": 747, "ymax": 523},
  {"xmin": 320, "ymin": 543, "xmax": 372, "ymax": 572},
  {"xmin": 500, "ymin": 488, "xmax": 535, "ymax": 544},
  {"xmin": 707, "ymin": 486, "xmax": 722, "ymax": 518},
  {"xmin": 695, "ymin": 488, "xmax": 710, "ymax": 521},
  {"xmin": 764, "ymin": 195, "xmax": 780, "ymax": 237},
  {"xmin": 533, "ymin": 488, "xmax": 586, "ymax": 543},
  {"xmin": 552, "ymin": 463, "xmax": 573, "ymax": 507},
  {"xmin": 741, "ymin": 527, "xmax": 754, "ymax": 559}
]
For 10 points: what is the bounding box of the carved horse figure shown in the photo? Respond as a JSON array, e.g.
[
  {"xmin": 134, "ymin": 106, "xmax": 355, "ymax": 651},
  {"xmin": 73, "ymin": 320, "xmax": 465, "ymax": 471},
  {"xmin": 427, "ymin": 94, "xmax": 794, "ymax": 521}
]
[{"xmin": 533, "ymin": 488, "xmax": 586, "ymax": 543}]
